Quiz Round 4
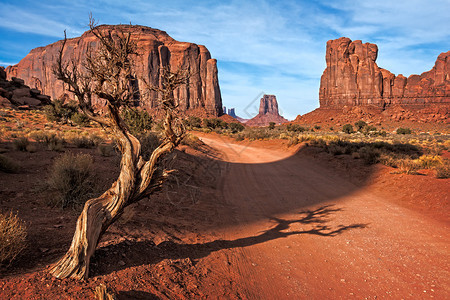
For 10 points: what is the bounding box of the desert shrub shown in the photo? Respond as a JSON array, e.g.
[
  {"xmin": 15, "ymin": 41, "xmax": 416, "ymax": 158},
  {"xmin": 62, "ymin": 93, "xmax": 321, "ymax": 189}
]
[
  {"xmin": 184, "ymin": 116, "xmax": 202, "ymax": 129},
  {"xmin": 417, "ymin": 155, "xmax": 443, "ymax": 168},
  {"xmin": 13, "ymin": 137, "xmax": 30, "ymax": 151},
  {"xmin": 342, "ymin": 124, "xmax": 354, "ymax": 134},
  {"xmin": 229, "ymin": 122, "xmax": 245, "ymax": 133},
  {"xmin": 181, "ymin": 134, "xmax": 203, "ymax": 149},
  {"xmin": 314, "ymin": 125, "xmax": 321, "ymax": 130},
  {"xmin": 72, "ymin": 136, "xmax": 96, "ymax": 148},
  {"xmin": 327, "ymin": 144, "xmax": 345, "ymax": 155},
  {"xmin": 354, "ymin": 120, "xmax": 367, "ymax": 132},
  {"xmin": 396, "ymin": 127, "xmax": 412, "ymax": 135},
  {"xmin": 43, "ymin": 99, "xmax": 78, "ymax": 123},
  {"xmin": 0, "ymin": 154, "xmax": 20, "ymax": 173},
  {"xmin": 396, "ymin": 159, "xmax": 420, "ymax": 175},
  {"xmin": 287, "ymin": 136, "xmax": 299, "ymax": 147},
  {"xmin": 434, "ymin": 159, "xmax": 450, "ymax": 179},
  {"xmin": 358, "ymin": 146, "xmax": 380, "ymax": 165},
  {"xmin": 268, "ymin": 122, "xmax": 275, "ymax": 130},
  {"xmin": 203, "ymin": 118, "xmax": 228, "ymax": 129},
  {"xmin": 0, "ymin": 211, "xmax": 27, "ymax": 266},
  {"xmin": 286, "ymin": 124, "xmax": 306, "ymax": 132},
  {"xmin": 235, "ymin": 134, "xmax": 245, "ymax": 141},
  {"xmin": 120, "ymin": 108, "xmax": 152, "ymax": 134},
  {"xmin": 47, "ymin": 153, "xmax": 96, "ymax": 208},
  {"xmin": 71, "ymin": 112, "xmax": 90, "ymax": 127},
  {"xmin": 37, "ymin": 132, "xmax": 65, "ymax": 151},
  {"xmin": 70, "ymin": 134, "xmax": 102, "ymax": 149},
  {"xmin": 97, "ymin": 144, "xmax": 115, "ymax": 157},
  {"xmin": 138, "ymin": 132, "xmax": 163, "ymax": 160}
]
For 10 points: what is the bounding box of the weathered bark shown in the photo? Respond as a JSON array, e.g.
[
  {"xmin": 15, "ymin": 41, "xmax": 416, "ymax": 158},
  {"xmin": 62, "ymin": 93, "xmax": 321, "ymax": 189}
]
[
  {"xmin": 49, "ymin": 18, "xmax": 186, "ymax": 279},
  {"xmin": 49, "ymin": 105, "xmax": 180, "ymax": 279}
]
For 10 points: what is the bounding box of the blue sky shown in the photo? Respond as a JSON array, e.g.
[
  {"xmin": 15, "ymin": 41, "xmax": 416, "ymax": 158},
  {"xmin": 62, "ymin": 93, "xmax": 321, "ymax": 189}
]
[{"xmin": 1, "ymin": 0, "xmax": 449, "ymax": 119}]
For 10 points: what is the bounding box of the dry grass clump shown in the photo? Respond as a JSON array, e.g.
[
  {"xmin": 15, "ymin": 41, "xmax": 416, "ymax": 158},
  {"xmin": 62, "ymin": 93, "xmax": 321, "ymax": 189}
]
[
  {"xmin": 47, "ymin": 152, "xmax": 96, "ymax": 208},
  {"xmin": 71, "ymin": 135, "xmax": 102, "ymax": 148},
  {"xmin": 434, "ymin": 159, "xmax": 450, "ymax": 179},
  {"xmin": 0, "ymin": 211, "xmax": 27, "ymax": 267},
  {"xmin": 0, "ymin": 154, "xmax": 20, "ymax": 173},
  {"xmin": 12, "ymin": 137, "xmax": 30, "ymax": 151}
]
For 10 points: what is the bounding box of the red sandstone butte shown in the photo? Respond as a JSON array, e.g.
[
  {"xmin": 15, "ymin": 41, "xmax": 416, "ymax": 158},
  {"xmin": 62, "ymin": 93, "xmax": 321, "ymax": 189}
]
[
  {"xmin": 319, "ymin": 37, "xmax": 449, "ymax": 108},
  {"xmin": 6, "ymin": 25, "xmax": 223, "ymax": 116},
  {"xmin": 246, "ymin": 94, "xmax": 288, "ymax": 126}
]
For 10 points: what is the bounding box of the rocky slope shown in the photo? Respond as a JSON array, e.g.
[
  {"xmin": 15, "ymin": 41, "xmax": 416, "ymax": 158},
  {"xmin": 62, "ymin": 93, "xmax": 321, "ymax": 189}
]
[
  {"xmin": 319, "ymin": 37, "xmax": 449, "ymax": 108},
  {"xmin": 246, "ymin": 94, "xmax": 288, "ymax": 126},
  {"xmin": 0, "ymin": 67, "xmax": 50, "ymax": 108},
  {"xmin": 6, "ymin": 25, "xmax": 223, "ymax": 116}
]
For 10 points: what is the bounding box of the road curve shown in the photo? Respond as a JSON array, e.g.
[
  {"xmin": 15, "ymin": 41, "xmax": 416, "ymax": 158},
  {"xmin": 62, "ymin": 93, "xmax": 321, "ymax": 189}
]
[{"xmin": 198, "ymin": 134, "xmax": 449, "ymax": 299}]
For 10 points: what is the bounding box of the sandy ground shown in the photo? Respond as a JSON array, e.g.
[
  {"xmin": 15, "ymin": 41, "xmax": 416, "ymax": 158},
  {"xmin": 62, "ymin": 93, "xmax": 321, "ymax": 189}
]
[
  {"xmin": 197, "ymin": 133, "xmax": 449, "ymax": 299},
  {"xmin": 0, "ymin": 132, "xmax": 448, "ymax": 299}
]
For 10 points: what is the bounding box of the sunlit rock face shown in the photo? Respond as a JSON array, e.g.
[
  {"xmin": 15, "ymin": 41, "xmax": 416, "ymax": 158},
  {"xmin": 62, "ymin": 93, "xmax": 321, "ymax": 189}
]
[
  {"xmin": 319, "ymin": 37, "xmax": 449, "ymax": 108},
  {"xmin": 6, "ymin": 25, "xmax": 223, "ymax": 116}
]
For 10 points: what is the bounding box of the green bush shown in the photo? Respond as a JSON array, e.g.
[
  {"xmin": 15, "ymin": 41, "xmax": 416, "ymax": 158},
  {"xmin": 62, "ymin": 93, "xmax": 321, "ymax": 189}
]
[
  {"xmin": 184, "ymin": 116, "xmax": 202, "ymax": 128},
  {"xmin": 396, "ymin": 127, "xmax": 412, "ymax": 135},
  {"xmin": 47, "ymin": 153, "xmax": 96, "ymax": 208},
  {"xmin": 71, "ymin": 112, "xmax": 90, "ymax": 127},
  {"xmin": 354, "ymin": 120, "xmax": 367, "ymax": 132},
  {"xmin": 342, "ymin": 124, "xmax": 354, "ymax": 134},
  {"xmin": 120, "ymin": 108, "xmax": 153, "ymax": 134},
  {"xmin": 203, "ymin": 118, "xmax": 228, "ymax": 129},
  {"xmin": 268, "ymin": 122, "xmax": 275, "ymax": 130},
  {"xmin": 229, "ymin": 122, "xmax": 245, "ymax": 133},
  {"xmin": 0, "ymin": 211, "xmax": 27, "ymax": 267},
  {"xmin": 286, "ymin": 124, "xmax": 306, "ymax": 132},
  {"xmin": 43, "ymin": 99, "xmax": 78, "ymax": 123}
]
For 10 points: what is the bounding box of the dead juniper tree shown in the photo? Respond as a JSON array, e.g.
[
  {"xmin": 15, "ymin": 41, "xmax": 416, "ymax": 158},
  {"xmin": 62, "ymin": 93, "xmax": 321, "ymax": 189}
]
[{"xmin": 49, "ymin": 19, "xmax": 188, "ymax": 279}]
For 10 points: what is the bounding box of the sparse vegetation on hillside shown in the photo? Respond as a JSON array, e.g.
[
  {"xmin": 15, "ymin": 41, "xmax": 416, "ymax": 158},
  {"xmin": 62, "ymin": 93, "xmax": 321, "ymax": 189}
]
[{"xmin": 397, "ymin": 127, "xmax": 412, "ymax": 135}]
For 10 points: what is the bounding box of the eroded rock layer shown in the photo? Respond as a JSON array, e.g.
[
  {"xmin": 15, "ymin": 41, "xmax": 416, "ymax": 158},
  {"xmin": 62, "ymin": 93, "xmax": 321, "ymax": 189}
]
[
  {"xmin": 6, "ymin": 25, "xmax": 223, "ymax": 116},
  {"xmin": 319, "ymin": 37, "xmax": 449, "ymax": 108}
]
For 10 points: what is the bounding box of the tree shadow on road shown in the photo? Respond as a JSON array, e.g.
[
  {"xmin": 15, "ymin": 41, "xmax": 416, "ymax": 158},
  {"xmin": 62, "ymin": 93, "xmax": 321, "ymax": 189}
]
[{"xmin": 91, "ymin": 204, "xmax": 368, "ymax": 276}]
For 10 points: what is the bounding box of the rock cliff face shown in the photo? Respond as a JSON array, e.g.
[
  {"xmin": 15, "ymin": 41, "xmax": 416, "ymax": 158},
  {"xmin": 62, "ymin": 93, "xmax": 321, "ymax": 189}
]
[
  {"xmin": 246, "ymin": 94, "xmax": 288, "ymax": 126},
  {"xmin": 319, "ymin": 37, "xmax": 449, "ymax": 108},
  {"xmin": 6, "ymin": 25, "xmax": 223, "ymax": 116},
  {"xmin": 0, "ymin": 67, "xmax": 51, "ymax": 108}
]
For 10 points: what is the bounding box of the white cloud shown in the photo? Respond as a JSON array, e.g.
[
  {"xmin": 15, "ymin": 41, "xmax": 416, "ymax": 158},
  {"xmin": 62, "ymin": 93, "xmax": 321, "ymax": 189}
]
[{"xmin": 0, "ymin": 0, "xmax": 447, "ymax": 118}]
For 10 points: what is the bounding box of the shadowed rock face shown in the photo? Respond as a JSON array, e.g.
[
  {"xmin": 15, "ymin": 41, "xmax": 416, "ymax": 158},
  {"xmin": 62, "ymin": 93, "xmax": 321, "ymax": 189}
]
[
  {"xmin": 6, "ymin": 25, "xmax": 223, "ymax": 116},
  {"xmin": 0, "ymin": 67, "xmax": 51, "ymax": 108},
  {"xmin": 319, "ymin": 37, "xmax": 449, "ymax": 108},
  {"xmin": 246, "ymin": 94, "xmax": 288, "ymax": 126}
]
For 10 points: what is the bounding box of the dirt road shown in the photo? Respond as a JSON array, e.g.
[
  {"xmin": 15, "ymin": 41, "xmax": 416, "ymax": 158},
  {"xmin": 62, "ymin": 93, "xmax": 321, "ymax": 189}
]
[{"xmin": 198, "ymin": 134, "xmax": 449, "ymax": 299}]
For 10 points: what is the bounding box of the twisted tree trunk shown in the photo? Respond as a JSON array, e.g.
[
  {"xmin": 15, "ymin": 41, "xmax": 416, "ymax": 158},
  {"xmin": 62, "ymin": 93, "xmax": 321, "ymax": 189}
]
[{"xmin": 50, "ymin": 106, "xmax": 179, "ymax": 279}]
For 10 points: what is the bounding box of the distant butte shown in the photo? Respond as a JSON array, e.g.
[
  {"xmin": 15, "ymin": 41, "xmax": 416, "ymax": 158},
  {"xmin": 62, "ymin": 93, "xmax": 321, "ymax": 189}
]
[{"xmin": 246, "ymin": 94, "xmax": 288, "ymax": 126}]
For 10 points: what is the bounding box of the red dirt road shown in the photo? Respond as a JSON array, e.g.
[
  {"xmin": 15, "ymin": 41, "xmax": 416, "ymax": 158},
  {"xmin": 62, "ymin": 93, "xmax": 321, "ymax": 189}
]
[{"xmin": 198, "ymin": 134, "xmax": 449, "ymax": 299}]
